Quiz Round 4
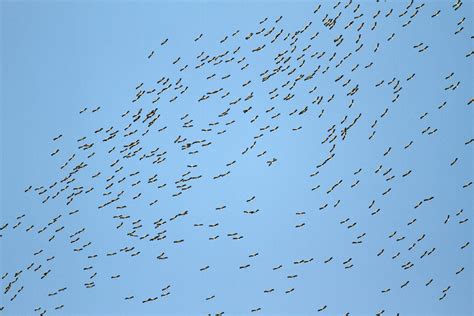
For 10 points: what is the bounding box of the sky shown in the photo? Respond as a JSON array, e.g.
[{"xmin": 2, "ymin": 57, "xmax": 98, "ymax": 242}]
[{"xmin": 0, "ymin": 0, "xmax": 473, "ymax": 315}]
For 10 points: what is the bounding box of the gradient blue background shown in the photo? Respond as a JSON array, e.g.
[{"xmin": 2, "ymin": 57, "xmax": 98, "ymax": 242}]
[{"xmin": 1, "ymin": 0, "xmax": 472, "ymax": 315}]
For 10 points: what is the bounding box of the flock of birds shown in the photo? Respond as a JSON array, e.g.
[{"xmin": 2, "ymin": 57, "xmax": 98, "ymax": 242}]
[{"xmin": 1, "ymin": 0, "xmax": 472, "ymax": 315}]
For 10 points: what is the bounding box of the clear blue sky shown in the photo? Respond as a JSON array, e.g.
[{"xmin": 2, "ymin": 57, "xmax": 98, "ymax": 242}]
[{"xmin": 1, "ymin": 0, "xmax": 472, "ymax": 315}]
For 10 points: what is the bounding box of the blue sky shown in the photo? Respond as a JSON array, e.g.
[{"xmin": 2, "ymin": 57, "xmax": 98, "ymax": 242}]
[{"xmin": 1, "ymin": 0, "xmax": 472, "ymax": 315}]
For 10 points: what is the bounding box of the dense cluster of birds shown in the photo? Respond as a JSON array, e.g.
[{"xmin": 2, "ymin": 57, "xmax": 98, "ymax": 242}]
[{"xmin": 1, "ymin": 0, "xmax": 472, "ymax": 315}]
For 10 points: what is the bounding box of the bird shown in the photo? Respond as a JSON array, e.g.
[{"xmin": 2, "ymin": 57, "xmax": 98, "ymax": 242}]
[{"xmin": 2, "ymin": 3, "xmax": 472, "ymax": 315}]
